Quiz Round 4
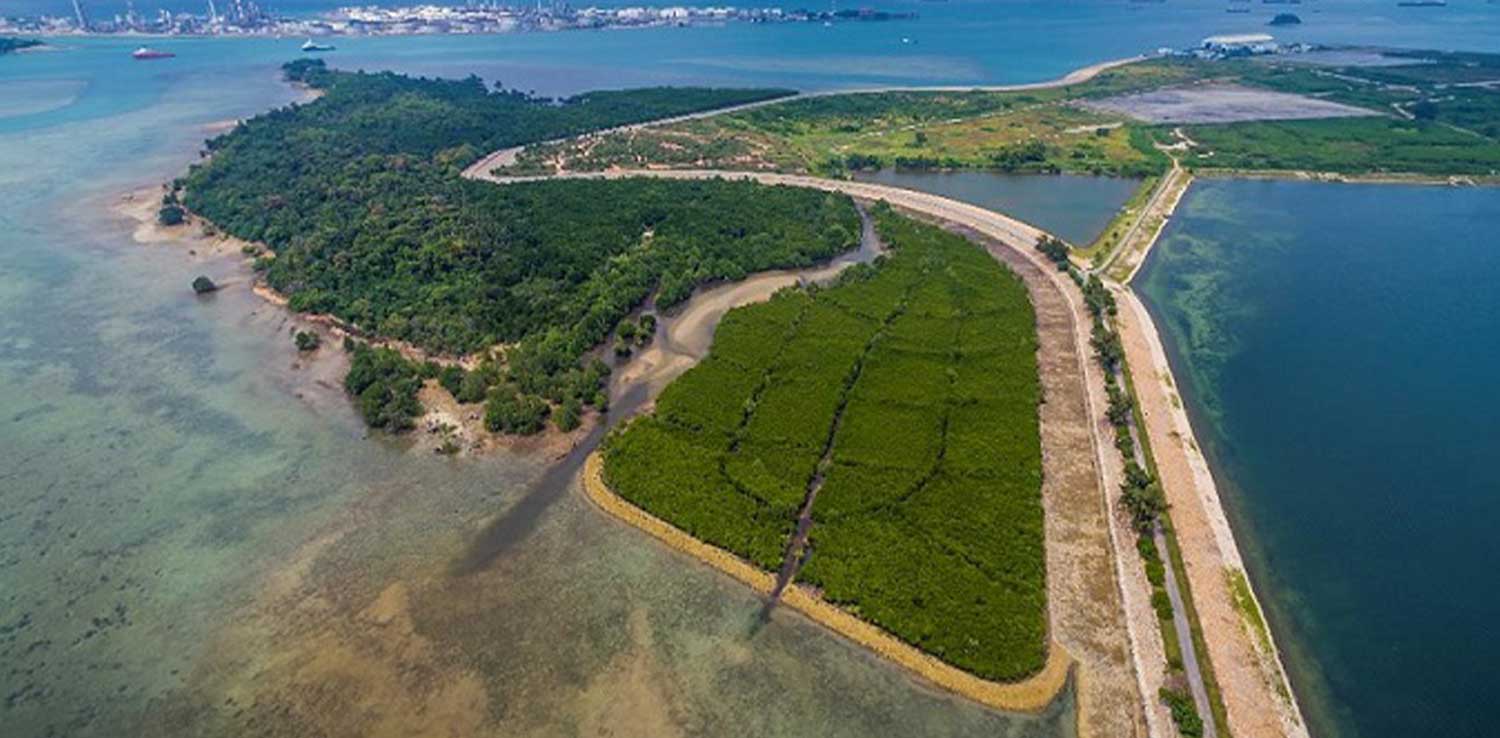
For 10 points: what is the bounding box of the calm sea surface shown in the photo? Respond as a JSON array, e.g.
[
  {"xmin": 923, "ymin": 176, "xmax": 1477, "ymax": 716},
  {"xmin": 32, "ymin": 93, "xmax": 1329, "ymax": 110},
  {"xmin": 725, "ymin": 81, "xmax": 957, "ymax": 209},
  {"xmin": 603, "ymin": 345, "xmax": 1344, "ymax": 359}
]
[
  {"xmin": 853, "ymin": 170, "xmax": 1139, "ymax": 246},
  {"xmin": 1137, "ymin": 179, "xmax": 1500, "ymax": 738},
  {"xmin": 2, "ymin": 3, "xmax": 1499, "ymax": 735}
]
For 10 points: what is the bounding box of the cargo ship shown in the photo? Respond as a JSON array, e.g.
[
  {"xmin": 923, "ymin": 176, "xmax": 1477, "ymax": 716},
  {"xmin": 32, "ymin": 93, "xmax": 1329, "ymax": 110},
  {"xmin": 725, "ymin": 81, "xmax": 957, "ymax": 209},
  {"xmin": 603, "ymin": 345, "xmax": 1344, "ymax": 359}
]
[{"xmin": 131, "ymin": 46, "xmax": 175, "ymax": 60}]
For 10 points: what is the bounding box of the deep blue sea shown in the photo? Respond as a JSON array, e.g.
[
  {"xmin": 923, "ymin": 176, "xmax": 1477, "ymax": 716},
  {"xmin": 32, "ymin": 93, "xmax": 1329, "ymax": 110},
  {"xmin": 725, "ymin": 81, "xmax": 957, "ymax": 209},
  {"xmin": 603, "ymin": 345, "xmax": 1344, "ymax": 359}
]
[
  {"xmin": 3, "ymin": 2, "xmax": 1500, "ymax": 735},
  {"xmin": 1138, "ymin": 179, "xmax": 1500, "ymax": 738}
]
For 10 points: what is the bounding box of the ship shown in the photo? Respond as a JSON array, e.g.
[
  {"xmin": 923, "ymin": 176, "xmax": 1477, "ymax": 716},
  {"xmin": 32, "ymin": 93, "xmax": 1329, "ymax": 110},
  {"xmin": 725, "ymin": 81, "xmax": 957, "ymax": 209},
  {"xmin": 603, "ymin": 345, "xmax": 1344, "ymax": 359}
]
[
  {"xmin": 301, "ymin": 38, "xmax": 336, "ymax": 52},
  {"xmin": 1396, "ymin": 0, "xmax": 1447, "ymax": 6},
  {"xmin": 131, "ymin": 46, "xmax": 175, "ymax": 60}
]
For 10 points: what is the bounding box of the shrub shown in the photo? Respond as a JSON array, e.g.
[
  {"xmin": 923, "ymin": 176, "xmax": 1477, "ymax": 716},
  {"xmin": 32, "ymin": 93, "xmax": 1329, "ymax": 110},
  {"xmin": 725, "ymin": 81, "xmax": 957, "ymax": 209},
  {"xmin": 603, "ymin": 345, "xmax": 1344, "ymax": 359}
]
[
  {"xmin": 294, "ymin": 330, "xmax": 321, "ymax": 351},
  {"xmin": 485, "ymin": 390, "xmax": 550, "ymax": 435},
  {"xmin": 344, "ymin": 343, "xmax": 423, "ymax": 432},
  {"xmin": 557, "ymin": 396, "xmax": 582, "ymax": 432},
  {"xmin": 158, "ymin": 204, "xmax": 186, "ymax": 226},
  {"xmin": 1160, "ymin": 688, "xmax": 1204, "ymax": 738}
]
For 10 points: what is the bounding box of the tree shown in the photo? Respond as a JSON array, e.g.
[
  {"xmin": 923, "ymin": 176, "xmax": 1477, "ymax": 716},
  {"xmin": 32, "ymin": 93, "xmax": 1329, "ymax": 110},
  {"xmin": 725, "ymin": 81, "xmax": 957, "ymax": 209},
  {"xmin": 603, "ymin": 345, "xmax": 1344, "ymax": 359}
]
[
  {"xmin": 158, "ymin": 204, "xmax": 186, "ymax": 226},
  {"xmin": 485, "ymin": 390, "xmax": 551, "ymax": 435},
  {"xmin": 1034, "ymin": 235, "xmax": 1070, "ymax": 269},
  {"xmin": 294, "ymin": 330, "xmax": 321, "ymax": 351},
  {"xmin": 191, "ymin": 276, "xmax": 218, "ymax": 294},
  {"xmin": 456, "ymin": 370, "xmax": 490, "ymax": 404}
]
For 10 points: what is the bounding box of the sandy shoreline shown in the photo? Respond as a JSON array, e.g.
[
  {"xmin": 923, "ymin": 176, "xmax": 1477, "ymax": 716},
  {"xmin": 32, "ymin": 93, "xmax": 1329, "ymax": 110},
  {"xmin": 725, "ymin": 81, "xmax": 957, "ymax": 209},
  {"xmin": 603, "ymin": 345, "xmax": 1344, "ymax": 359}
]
[
  {"xmin": 581, "ymin": 453, "xmax": 1075, "ymax": 713},
  {"xmin": 1103, "ymin": 167, "xmax": 1307, "ymax": 737},
  {"xmin": 1116, "ymin": 292, "xmax": 1308, "ymax": 738}
]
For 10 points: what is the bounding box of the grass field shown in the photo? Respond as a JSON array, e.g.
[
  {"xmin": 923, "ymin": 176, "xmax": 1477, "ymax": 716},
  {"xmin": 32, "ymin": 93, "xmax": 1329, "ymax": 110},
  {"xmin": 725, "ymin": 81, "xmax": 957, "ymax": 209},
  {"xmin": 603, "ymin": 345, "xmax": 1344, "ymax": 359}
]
[
  {"xmin": 504, "ymin": 61, "xmax": 1201, "ymax": 177},
  {"xmin": 508, "ymin": 51, "xmax": 1500, "ymax": 185},
  {"xmin": 602, "ymin": 208, "xmax": 1047, "ymax": 681},
  {"xmin": 1175, "ymin": 116, "xmax": 1500, "ymax": 175}
]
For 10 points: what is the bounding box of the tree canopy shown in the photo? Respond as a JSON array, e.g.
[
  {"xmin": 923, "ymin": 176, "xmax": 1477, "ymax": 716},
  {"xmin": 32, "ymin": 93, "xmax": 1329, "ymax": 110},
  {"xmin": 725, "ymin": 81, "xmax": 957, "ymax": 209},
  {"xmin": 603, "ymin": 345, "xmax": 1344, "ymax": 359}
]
[{"xmin": 176, "ymin": 61, "xmax": 856, "ymax": 432}]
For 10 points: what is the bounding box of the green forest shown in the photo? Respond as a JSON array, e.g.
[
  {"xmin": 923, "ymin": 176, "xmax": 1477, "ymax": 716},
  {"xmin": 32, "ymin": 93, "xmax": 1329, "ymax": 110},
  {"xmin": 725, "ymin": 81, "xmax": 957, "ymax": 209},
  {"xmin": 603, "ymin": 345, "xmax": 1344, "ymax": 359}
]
[
  {"xmin": 603, "ymin": 208, "xmax": 1047, "ymax": 681},
  {"xmin": 177, "ymin": 60, "xmax": 862, "ymax": 433}
]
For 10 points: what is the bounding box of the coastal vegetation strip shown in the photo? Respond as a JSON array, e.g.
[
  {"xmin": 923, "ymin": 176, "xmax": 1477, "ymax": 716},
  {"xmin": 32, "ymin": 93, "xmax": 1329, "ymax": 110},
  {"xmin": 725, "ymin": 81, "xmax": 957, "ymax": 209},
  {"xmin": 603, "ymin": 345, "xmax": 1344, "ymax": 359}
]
[
  {"xmin": 175, "ymin": 60, "xmax": 867, "ymax": 436},
  {"xmin": 1036, "ymin": 238, "xmax": 1235, "ymax": 737},
  {"xmin": 603, "ymin": 208, "xmax": 1050, "ymax": 683}
]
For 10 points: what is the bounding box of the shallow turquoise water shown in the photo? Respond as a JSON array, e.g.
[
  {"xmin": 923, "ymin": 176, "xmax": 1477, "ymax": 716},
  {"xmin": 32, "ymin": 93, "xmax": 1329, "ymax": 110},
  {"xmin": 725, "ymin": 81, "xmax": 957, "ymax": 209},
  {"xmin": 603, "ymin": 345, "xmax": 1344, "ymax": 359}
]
[
  {"xmin": 0, "ymin": 24, "xmax": 1087, "ymax": 738},
  {"xmin": 853, "ymin": 170, "xmax": 1140, "ymax": 246},
  {"xmin": 4, "ymin": 6, "xmax": 1500, "ymax": 735},
  {"xmin": 1137, "ymin": 179, "xmax": 1500, "ymax": 738}
]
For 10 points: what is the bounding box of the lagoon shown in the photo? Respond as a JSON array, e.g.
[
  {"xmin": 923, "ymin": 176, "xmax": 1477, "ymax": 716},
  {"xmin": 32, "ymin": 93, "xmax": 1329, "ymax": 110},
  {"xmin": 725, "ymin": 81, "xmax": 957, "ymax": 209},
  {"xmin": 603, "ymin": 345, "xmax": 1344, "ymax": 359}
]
[
  {"xmin": 853, "ymin": 170, "xmax": 1139, "ymax": 246},
  {"xmin": 1137, "ymin": 178, "xmax": 1500, "ymax": 738}
]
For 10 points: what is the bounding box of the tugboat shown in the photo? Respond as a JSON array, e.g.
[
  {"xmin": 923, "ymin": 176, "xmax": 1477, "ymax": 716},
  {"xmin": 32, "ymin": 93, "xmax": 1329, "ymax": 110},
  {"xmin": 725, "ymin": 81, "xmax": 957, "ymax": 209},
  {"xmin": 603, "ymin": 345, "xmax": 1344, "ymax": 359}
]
[
  {"xmin": 300, "ymin": 38, "xmax": 336, "ymax": 52},
  {"xmin": 131, "ymin": 46, "xmax": 175, "ymax": 60}
]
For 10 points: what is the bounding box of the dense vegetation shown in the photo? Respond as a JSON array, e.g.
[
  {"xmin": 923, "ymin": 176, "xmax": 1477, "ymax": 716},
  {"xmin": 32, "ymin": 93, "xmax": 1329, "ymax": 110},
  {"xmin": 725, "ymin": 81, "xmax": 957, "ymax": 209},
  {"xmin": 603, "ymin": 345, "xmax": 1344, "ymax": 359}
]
[
  {"xmin": 177, "ymin": 60, "xmax": 864, "ymax": 433},
  {"xmin": 0, "ymin": 37, "xmax": 42, "ymax": 55},
  {"xmin": 605, "ymin": 208, "xmax": 1047, "ymax": 680},
  {"xmin": 1174, "ymin": 52, "xmax": 1500, "ymax": 176},
  {"xmin": 1177, "ymin": 117, "xmax": 1500, "ymax": 176},
  {"xmin": 506, "ymin": 60, "xmax": 1202, "ymax": 177},
  {"xmin": 514, "ymin": 52, "xmax": 1500, "ymax": 182}
]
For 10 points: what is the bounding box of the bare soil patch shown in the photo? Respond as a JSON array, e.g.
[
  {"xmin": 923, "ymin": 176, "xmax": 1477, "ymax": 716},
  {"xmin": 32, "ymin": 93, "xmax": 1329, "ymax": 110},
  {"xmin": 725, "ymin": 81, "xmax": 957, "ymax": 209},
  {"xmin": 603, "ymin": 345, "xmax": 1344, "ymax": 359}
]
[{"xmin": 1083, "ymin": 84, "xmax": 1379, "ymax": 124}]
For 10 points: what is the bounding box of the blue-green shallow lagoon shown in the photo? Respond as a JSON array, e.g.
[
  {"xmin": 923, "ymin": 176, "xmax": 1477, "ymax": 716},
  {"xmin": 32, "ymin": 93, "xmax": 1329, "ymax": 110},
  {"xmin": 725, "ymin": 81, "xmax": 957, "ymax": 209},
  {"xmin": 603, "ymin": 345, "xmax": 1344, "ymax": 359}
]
[{"xmin": 1137, "ymin": 179, "xmax": 1500, "ymax": 738}]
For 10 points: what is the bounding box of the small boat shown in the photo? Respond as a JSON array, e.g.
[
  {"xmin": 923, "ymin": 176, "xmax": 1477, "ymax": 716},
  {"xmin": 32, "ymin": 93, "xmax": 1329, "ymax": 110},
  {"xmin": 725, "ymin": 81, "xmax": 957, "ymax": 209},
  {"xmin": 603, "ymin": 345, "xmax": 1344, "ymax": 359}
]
[
  {"xmin": 301, "ymin": 38, "xmax": 336, "ymax": 52},
  {"xmin": 131, "ymin": 46, "xmax": 174, "ymax": 60}
]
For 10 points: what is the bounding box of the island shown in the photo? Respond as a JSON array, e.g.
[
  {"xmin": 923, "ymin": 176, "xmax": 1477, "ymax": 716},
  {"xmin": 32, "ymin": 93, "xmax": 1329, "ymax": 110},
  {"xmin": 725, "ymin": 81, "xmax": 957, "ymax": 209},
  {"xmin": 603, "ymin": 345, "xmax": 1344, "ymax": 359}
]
[{"xmin": 159, "ymin": 44, "xmax": 1500, "ymax": 738}]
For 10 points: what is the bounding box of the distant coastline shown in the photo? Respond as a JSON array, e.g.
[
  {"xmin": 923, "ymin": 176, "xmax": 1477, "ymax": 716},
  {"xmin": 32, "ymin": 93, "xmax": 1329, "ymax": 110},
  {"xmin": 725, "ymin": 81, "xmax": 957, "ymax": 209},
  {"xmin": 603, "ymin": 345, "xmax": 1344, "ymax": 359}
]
[{"xmin": 0, "ymin": 3, "xmax": 915, "ymax": 40}]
